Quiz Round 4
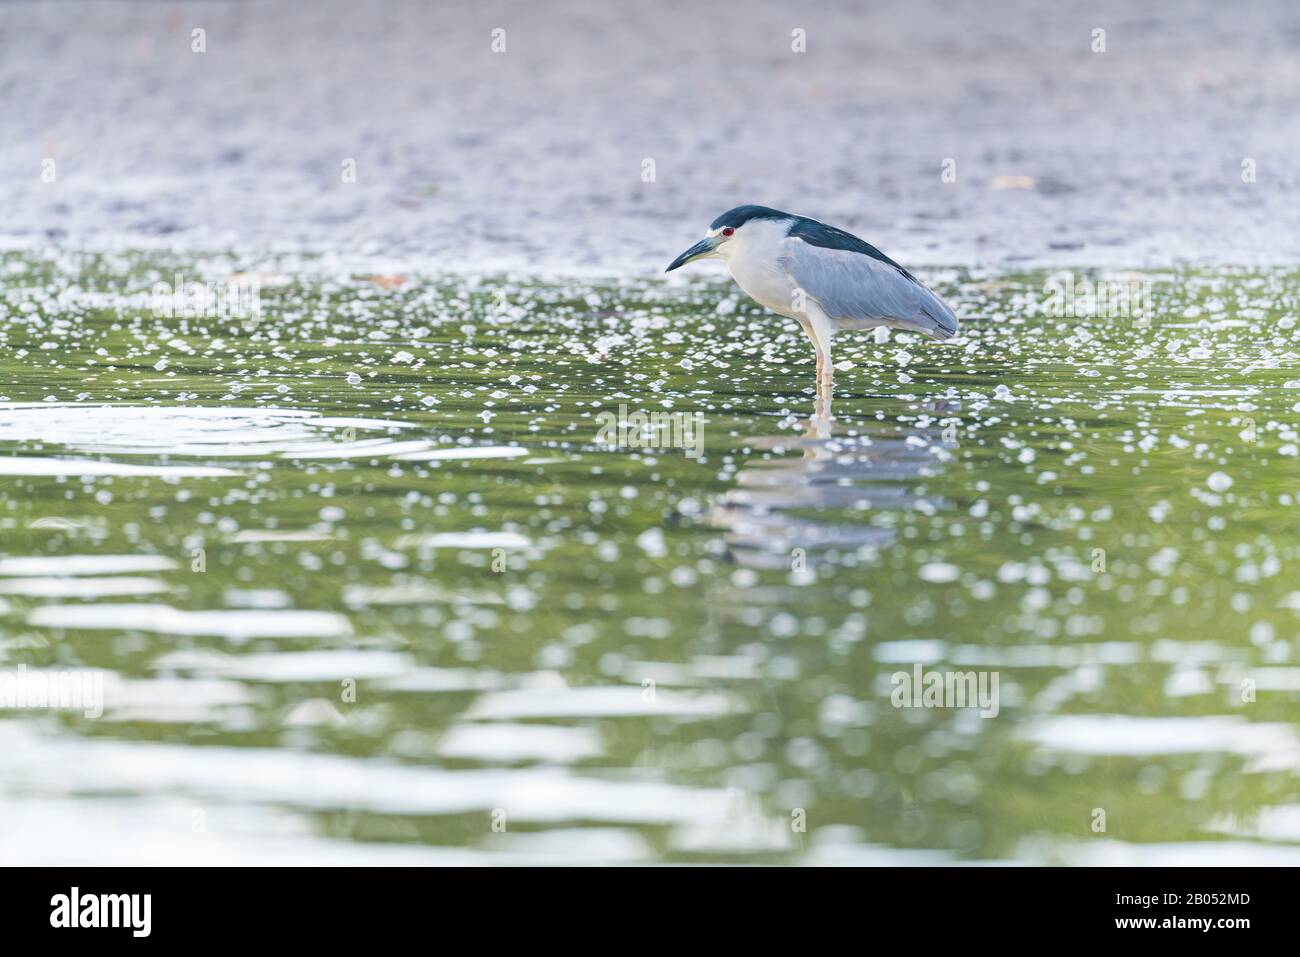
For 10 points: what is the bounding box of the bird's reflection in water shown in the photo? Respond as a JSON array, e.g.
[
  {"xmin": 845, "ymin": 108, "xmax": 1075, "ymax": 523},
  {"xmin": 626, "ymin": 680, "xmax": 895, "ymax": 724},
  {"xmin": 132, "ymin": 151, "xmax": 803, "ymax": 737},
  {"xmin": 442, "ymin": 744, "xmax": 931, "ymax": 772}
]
[{"xmin": 712, "ymin": 382, "xmax": 956, "ymax": 569}]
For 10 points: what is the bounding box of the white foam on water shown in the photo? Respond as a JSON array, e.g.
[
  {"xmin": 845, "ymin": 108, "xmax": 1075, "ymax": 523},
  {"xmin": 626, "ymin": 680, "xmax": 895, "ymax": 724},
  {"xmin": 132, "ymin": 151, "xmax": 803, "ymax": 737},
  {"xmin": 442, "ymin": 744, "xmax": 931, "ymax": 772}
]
[
  {"xmin": 28, "ymin": 603, "xmax": 353, "ymax": 639},
  {"xmin": 1208, "ymin": 805, "xmax": 1300, "ymax": 843},
  {"xmin": 437, "ymin": 722, "xmax": 604, "ymax": 763},
  {"xmin": 1025, "ymin": 837, "xmax": 1300, "ymax": 867},
  {"xmin": 230, "ymin": 529, "xmax": 333, "ymax": 543},
  {"xmin": 105, "ymin": 677, "xmax": 256, "ymax": 724},
  {"xmin": 394, "ymin": 446, "xmax": 528, "ymax": 462},
  {"xmin": 1019, "ymin": 714, "xmax": 1300, "ymax": 762},
  {"xmin": 465, "ymin": 686, "xmax": 744, "ymax": 721},
  {"xmin": 0, "ymin": 403, "xmax": 419, "ymax": 460},
  {"xmin": 154, "ymin": 649, "xmax": 412, "ymax": 682},
  {"xmin": 395, "ymin": 531, "xmax": 530, "ymax": 550},
  {"xmin": 280, "ymin": 439, "xmax": 437, "ymax": 460},
  {"xmin": 0, "ymin": 577, "xmax": 171, "ymax": 598},
  {"xmin": 0, "ymin": 724, "xmax": 732, "ymax": 824},
  {"xmin": 0, "ymin": 796, "xmax": 650, "ymax": 866},
  {"xmin": 0, "ymin": 457, "xmax": 239, "ymax": 478},
  {"xmin": 0, "ymin": 555, "xmax": 178, "ymax": 576}
]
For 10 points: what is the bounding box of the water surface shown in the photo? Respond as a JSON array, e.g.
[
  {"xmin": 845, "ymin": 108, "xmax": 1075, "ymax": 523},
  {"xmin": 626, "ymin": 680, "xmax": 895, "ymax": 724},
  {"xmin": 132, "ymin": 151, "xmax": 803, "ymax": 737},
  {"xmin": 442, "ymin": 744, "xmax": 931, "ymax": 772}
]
[{"xmin": 2, "ymin": 251, "xmax": 1298, "ymax": 864}]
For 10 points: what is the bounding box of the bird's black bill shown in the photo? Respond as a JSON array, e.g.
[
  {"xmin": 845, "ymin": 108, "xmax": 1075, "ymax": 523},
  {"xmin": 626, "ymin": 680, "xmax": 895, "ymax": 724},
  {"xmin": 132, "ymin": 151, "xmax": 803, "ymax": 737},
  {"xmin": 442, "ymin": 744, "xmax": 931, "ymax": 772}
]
[{"xmin": 665, "ymin": 239, "xmax": 715, "ymax": 272}]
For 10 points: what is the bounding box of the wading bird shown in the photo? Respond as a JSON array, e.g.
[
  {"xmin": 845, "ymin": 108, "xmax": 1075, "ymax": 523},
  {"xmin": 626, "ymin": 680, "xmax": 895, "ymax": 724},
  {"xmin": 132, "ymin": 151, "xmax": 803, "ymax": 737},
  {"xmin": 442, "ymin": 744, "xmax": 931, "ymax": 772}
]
[{"xmin": 666, "ymin": 206, "xmax": 958, "ymax": 389}]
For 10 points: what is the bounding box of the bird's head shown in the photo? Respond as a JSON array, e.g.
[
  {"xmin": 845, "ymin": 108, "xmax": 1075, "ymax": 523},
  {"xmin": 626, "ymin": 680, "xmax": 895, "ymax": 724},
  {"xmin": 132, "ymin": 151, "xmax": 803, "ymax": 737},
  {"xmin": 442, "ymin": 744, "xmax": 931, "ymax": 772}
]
[{"xmin": 665, "ymin": 205, "xmax": 791, "ymax": 272}]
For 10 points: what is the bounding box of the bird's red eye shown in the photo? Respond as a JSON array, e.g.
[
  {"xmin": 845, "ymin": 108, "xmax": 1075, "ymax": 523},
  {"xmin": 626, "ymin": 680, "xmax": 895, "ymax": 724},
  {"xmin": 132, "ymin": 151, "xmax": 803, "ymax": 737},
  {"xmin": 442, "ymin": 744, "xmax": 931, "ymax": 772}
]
[{"xmin": 721, "ymin": 227, "xmax": 734, "ymax": 237}]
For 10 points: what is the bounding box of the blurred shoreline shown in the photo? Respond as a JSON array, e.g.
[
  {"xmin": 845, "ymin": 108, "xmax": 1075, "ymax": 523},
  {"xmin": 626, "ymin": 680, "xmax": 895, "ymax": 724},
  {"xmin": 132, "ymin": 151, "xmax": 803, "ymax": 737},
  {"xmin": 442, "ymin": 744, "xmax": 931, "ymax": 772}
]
[{"xmin": 3, "ymin": 0, "xmax": 1299, "ymax": 272}]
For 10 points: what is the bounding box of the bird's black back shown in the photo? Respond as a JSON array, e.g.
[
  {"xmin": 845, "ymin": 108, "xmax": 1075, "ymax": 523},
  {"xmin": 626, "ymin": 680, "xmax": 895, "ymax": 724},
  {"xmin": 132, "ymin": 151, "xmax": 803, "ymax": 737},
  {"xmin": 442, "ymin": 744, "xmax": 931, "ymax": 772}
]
[{"xmin": 709, "ymin": 205, "xmax": 919, "ymax": 285}]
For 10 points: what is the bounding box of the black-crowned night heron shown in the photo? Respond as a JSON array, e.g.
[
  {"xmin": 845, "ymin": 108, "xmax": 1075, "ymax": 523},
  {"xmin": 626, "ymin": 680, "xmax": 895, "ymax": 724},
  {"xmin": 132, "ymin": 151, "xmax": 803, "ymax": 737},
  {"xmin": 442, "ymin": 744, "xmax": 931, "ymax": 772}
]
[{"xmin": 666, "ymin": 205, "xmax": 958, "ymax": 388}]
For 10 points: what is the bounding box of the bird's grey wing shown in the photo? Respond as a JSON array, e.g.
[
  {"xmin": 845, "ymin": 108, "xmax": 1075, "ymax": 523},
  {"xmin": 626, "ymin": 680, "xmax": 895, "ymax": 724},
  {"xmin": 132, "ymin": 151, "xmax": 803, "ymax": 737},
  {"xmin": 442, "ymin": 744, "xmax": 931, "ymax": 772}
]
[{"xmin": 778, "ymin": 240, "xmax": 959, "ymax": 340}]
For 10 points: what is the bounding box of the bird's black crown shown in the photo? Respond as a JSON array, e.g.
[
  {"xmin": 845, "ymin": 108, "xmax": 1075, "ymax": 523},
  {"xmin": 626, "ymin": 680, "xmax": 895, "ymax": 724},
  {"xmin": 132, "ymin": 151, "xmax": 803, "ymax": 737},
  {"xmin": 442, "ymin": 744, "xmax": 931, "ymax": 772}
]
[{"xmin": 708, "ymin": 205, "xmax": 793, "ymax": 230}]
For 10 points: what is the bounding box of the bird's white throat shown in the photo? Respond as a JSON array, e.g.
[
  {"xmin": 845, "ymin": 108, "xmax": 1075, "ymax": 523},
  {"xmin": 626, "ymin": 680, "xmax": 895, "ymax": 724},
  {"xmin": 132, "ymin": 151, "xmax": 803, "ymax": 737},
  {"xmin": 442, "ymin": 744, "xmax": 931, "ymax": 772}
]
[{"xmin": 718, "ymin": 217, "xmax": 800, "ymax": 317}]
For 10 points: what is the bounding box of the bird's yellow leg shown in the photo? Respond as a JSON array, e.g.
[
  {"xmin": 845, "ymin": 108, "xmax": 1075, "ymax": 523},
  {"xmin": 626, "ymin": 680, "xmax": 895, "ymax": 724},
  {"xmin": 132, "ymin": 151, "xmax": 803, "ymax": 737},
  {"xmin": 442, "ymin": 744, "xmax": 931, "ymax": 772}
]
[
  {"xmin": 797, "ymin": 314, "xmax": 837, "ymax": 398},
  {"xmin": 814, "ymin": 373, "xmax": 833, "ymax": 420},
  {"xmin": 798, "ymin": 308, "xmax": 836, "ymax": 394},
  {"xmin": 797, "ymin": 320, "xmax": 816, "ymax": 355}
]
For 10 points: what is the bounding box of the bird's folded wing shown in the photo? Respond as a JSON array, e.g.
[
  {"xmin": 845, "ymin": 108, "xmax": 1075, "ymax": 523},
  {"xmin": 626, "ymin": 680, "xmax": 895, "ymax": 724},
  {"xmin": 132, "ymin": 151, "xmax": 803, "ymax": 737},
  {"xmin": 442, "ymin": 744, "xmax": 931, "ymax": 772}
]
[{"xmin": 779, "ymin": 241, "xmax": 959, "ymax": 340}]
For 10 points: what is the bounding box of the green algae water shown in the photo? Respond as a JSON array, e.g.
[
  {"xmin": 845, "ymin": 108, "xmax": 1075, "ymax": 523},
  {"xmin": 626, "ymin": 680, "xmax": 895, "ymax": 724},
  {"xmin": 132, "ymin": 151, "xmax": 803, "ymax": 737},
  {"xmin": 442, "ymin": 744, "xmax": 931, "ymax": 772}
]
[{"xmin": 1, "ymin": 250, "xmax": 1298, "ymax": 864}]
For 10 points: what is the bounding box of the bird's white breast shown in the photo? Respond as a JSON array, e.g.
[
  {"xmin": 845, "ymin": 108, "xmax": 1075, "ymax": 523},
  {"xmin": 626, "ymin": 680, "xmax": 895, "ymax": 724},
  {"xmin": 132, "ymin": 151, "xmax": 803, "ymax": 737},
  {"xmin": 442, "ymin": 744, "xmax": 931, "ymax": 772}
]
[{"xmin": 721, "ymin": 218, "xmax": 800, "ymax": 318}]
